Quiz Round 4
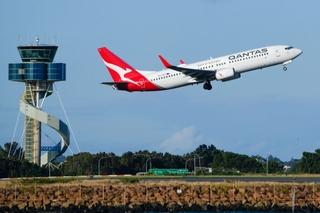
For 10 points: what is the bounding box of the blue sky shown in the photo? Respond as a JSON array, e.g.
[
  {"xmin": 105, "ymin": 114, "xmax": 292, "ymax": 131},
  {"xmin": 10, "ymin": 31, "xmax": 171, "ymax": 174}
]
[{"xmin": 1, "ymin": 0, "xmax": 319, "ymax": 161}]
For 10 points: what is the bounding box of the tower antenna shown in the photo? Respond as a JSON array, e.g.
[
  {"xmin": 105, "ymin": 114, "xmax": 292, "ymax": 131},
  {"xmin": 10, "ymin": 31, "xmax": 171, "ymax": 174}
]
[{"xmin": 35, "ymin": 36, "xmax": 39, "ymax": 46}]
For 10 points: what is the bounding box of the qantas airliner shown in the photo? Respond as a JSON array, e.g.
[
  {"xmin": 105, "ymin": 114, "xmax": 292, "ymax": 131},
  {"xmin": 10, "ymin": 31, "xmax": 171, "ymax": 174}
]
[{"xmin": 98, "ymin": 45, "xmax": 302, "ymax": 92}]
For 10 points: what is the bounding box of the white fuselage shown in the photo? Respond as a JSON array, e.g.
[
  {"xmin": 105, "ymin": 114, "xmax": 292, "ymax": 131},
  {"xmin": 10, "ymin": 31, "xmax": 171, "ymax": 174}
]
[{"xmin": 140, "ymin": 45, "xmax": 302, "ymax": 90}]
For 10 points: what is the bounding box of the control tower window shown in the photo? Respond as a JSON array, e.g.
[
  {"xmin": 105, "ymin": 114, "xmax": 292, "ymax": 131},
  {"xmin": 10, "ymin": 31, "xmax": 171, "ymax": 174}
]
[
  {"xmin": 20, "ymin": 49, "xmax": 52, "ymax": 60},
  {"xmin": 18, "ymin": 46, "xmax": 58, "ymax": 62}
]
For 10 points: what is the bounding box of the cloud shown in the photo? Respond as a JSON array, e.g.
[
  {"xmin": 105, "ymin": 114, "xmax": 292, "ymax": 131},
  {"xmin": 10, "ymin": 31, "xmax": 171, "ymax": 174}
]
[{"xmin": 158, "ymin": 126, "xmax": 204, "ymax": 154}]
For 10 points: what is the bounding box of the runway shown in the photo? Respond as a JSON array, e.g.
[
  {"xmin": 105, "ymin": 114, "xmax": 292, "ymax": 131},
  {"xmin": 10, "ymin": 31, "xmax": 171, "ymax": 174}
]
[
  {"xmin": 2, "ymin": 175, "xmax": 320, "ymax": 183},
  {"xmin": 141, "ymin": 176, "xmax": 320, "ymax": 183}
]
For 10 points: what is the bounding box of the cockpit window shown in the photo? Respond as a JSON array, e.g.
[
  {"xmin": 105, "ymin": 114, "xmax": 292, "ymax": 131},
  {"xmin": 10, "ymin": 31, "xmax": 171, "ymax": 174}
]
[{"xmin": 285, "ymin": 46, "xmax": 294, "ymax": 50}]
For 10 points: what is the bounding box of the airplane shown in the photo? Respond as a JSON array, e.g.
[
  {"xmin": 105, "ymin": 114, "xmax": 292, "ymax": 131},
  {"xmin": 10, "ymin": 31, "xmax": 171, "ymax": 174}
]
[{"xmin": 97, "ymin": 45, "xmax": 302, "ymax": 92}]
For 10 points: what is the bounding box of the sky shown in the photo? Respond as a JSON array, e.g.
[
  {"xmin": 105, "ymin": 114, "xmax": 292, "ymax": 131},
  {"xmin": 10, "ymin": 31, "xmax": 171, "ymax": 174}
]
[{"xmin": 0, "ymin": 0, "xmax": 319, "ymax": 161}]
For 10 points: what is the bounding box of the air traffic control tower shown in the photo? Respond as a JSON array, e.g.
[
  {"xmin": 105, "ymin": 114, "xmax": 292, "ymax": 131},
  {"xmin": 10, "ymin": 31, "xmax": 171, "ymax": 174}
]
[{"xmin": 9, "ymin": 41, "xmax": 70, "ymax": 166}]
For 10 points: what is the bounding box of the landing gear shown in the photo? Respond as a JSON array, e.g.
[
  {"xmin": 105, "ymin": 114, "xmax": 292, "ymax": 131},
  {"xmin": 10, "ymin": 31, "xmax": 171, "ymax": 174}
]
[
  {"xmin": 203, "ymin": 81, "xmax": 212, "ymax": 90},
  {"xmin": 283, "ymin": 66, "xmax": 287, "ymax": 71}
]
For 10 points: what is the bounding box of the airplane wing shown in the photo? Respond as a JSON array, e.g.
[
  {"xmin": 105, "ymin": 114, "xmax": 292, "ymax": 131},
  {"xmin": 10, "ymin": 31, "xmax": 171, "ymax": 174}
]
[{"xmin": 158, "ymin": 55, "xmax": 216, "ymax": 80}]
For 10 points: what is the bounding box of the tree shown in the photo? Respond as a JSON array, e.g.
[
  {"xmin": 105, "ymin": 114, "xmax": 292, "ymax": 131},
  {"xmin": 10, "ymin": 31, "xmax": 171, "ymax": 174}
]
[
  {"xmin": 298, "ymin": 150, "xmax": 320, "ymax": 173},
  {"xmin": 1, "ymin": 142, "xmax": 23, "ymax": 160},
  {"xmin": 62, "ymin": 152, "xmax": 94, "ymax": 176}
]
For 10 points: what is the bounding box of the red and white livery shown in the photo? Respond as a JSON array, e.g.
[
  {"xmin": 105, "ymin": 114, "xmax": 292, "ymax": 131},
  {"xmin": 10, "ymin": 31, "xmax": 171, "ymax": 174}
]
[{"xmin": 98, "ymin": 45, "xmax": 302, "ymax": 92}]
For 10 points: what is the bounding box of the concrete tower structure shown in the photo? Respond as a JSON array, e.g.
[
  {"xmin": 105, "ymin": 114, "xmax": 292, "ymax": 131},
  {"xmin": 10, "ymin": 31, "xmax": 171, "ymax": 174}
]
[{"xmin": 9, "ymin": 41, "xmax": 70, "ymax": 165}]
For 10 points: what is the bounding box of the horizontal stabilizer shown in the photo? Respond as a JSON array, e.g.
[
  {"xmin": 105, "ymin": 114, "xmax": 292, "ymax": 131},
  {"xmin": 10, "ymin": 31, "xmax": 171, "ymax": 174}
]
[
  {"xmin": 101, "ymin": 82, "xmax": 128, "ymax": 86},
  {"xmin": 101, "ymin": 81, "xmax": 129, "ymax": 90}
]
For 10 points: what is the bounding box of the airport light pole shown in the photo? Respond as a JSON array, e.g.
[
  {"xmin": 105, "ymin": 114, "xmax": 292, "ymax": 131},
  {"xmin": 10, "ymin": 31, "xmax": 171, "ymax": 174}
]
[
  {"xmin": 193, "ymin": 154, "xmax": 202, "ymax": 175},
  {"xmin": 185, "ymin": 158, "xmax": 193, "ymax": 170},
  {"xmin": 146, "ymin": 158, "xmax": 152, "ymax": 173},
  {"xmin": 98, "ymin": 156, "xmax": 113, "ymax": 176},
  {"xmin": 133, "ymin": 153, "xmax": 151, "ymax": 174},
  {"xmin": 133, "ymin": 154, "xmax": 162, "ymax": 174},
  {"xmin": 266, "ymin": 155, "xmax": 269, "ymax": 176}
]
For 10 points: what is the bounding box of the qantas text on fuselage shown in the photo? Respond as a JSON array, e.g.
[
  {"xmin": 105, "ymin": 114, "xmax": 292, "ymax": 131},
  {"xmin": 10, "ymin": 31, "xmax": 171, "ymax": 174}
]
[
  {"xmin": 228, "ymin": 48, "xmax": 268, "ymax": 60},
  {"xmin": 98, "ymin": 45, "xmax": 302, "ymax": 92}
]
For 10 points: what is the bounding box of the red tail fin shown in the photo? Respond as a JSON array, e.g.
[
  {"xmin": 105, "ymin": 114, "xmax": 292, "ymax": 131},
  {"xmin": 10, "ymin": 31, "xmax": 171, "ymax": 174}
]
[
  {"xmin": 98, "ymin": 47, "xmax": 161, "ymax": 91},
  {"xmin": 98, "ymin": 47, "xmax": 137, "ymax": 82}
]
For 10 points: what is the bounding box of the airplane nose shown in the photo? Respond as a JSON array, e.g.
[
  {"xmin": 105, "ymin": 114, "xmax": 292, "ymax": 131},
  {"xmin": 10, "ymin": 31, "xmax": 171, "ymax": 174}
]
[
  {"xmin": 296, "ymin": 48, "xmax": 303, "ymax": 56},
  {"xmin": 293, "ymin": 48, "xmax": 303, "ymax": 58}
]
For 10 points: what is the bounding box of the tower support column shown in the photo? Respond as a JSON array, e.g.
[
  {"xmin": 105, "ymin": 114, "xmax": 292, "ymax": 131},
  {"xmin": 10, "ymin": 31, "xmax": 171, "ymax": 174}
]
[{"xmin": 23, "ymin": 83, "xmax": 42, "ymax": 165}]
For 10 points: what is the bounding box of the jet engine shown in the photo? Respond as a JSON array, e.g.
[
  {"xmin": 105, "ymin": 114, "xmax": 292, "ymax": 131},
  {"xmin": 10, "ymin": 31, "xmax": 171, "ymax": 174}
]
[
  {"xmin": 215, "ymin": 68, "xmax": 241, "ymax": 81},
  {"xmin": 215, "ymin": 68, "xmax": 235, "ymax": 80}
]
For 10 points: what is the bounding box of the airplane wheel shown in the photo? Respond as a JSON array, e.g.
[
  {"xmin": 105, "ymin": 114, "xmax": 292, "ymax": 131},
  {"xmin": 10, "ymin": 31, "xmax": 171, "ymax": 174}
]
[
  {"xmin": 283, "ymin": 66, "xmax": 287, "ymax": 71},
  {"xmin": 203, "ymin": 81, "xmax": 212, "ymax": 90}
]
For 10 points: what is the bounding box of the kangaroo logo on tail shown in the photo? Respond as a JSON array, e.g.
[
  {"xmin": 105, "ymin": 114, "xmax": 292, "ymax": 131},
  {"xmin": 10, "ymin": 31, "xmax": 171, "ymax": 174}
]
[
  {"xmin": 103, "ymin": 61, "xmax": 139, "ymax": 85},
  {"xmin": 98, "ymin": 47, "xmax": 140, "ymax": 85},
  {"xmin": 98, "ymin": 46, "xmax": 160, "ymax": 92}
]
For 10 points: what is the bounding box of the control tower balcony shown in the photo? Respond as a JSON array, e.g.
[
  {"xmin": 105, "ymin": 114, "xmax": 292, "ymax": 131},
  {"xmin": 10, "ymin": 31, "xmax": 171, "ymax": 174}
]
[{"xmin": 9, "ymin": 63, "xmax": 66, "ymax": 82}]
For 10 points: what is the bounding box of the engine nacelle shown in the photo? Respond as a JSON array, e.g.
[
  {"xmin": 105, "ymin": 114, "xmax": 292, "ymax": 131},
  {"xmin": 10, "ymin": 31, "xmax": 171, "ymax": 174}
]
[
  {"xmin": 221, "ymin": 72, "xmax": 241, "ymax": 82},
  {"xmin": 215, "ymin": 68, "xmax": 235, "ymax": 80}
]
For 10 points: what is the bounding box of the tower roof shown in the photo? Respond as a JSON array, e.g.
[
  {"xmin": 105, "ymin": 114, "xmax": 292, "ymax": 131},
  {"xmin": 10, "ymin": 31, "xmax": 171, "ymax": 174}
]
[{"xmin": 18, "ymin": 45, "xmax": 58, "ymax": 63}]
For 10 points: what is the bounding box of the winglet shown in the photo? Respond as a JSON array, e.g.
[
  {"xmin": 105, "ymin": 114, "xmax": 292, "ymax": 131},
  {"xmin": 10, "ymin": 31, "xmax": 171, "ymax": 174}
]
[{"xmin": 158, "ymin": 55, "xmax": 172, "ymax": 68}]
